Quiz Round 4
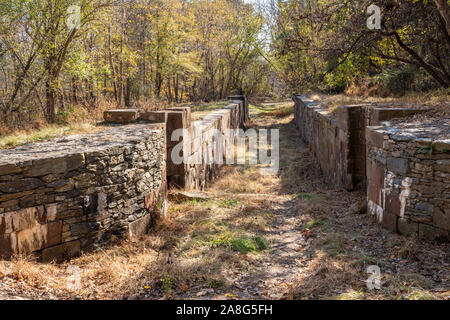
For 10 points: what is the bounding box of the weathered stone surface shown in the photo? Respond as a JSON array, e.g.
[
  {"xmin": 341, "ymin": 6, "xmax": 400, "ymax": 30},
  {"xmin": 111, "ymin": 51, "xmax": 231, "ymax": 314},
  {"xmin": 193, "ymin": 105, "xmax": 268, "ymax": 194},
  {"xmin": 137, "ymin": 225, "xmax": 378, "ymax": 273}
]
[
  {"xmin": 382, "ymin": 210, "xmax": 398, "ymax": 232},
  {"xmin": 415, "ymin": 202, "xmax": 434, "ymax": 213},
  {"xmin": 0, "ymin": 124, "xmax": 167, "ymax": 261},
  {"xmin": 24, "ymin": 154, "xmax": 85, "ymax": 177},
  {"xmin": 16, "ymin": 221, "xmax": 62, "ymax": 253},
  {"xmin": 0, "ymin": 233, "xmax": 17, "ymax": 258},
  {"xmin": 129, "ymin": 214, "xmax": 152, "ymax": 238},
  {"xmin": 419, "ymin": 224, "xmax": 449, "ymax": 241},
  {"xmin": 387, "ymin": 157, "xmax": 409, "ymax": 175},
  {"xmin": 398, "ymin": 218, "xmax": 418, "ymax": 236},
  {"xmin": 0, "ymin": 207, "xmax": 45, "ymax": 234},
  {"xmin": 367, "ymin": 118, "xmax": 449, "ymax": 240},
  {"xmin": 367, "ymin": 128, "xmax": 385, "ymax": 149},
  {"xmin": 0, "ymin": 178, "xmax": 44, "ymax": 193},
  {"xmin": 435, "ymin": 159, "xmax": 450, "ymax": 173},
  {"xmin": 433, "ymin": 140, "xmax": 450, "ymax": 153},
  {"xmin": 385, "ymin": 192, "xmax": 402, "ymax": 217},
  {"xmin": 104, "ymin": 109, "xmax": 139, "ymax": 123},
  {"xmin": 433, "ymin": 207, "xmax": 450, "ymax": 231},
  {"xmin": 40, "ymin": 240, "xmax": 81, "ymax": 263},
  {"xmin": 371, "ymin": 108, "xmax": 427, "ymax": 123},
  {"xmin": 0, "ymin": 163, "xmax": 22, "ymax": 176},
  {"xmin": 139, "ymin": 111, "xmax": 168, "ymax": 124}
]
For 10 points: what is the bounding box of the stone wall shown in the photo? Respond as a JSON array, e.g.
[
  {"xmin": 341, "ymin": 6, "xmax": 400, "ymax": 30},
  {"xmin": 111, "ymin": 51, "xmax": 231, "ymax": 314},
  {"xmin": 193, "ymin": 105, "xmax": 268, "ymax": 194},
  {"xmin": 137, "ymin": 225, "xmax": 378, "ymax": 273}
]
[
  {"xmin": 0, "ymin": 124, "xmax": 167, "ymax": 261},
  {"xmin": 104, "ymin": 96, "xmax": 249, "ymax": 191},
  {"xmin": 293, "ymin": 95, "xmax": 449, "ymax": 240},
  {"xmin": 292, "ymin": 95, "xmax": 368, "ymax": 190},
  {"xmin": 366, "ymin": 121, "xmax": 450, "ymax": 240},
  {"xmin": 293, "ymin": 95, "xmax": 429, "ymax": 191},
  {"xmin": 174, "ymin": 99, "xmax": 248, "ymax": 190}
]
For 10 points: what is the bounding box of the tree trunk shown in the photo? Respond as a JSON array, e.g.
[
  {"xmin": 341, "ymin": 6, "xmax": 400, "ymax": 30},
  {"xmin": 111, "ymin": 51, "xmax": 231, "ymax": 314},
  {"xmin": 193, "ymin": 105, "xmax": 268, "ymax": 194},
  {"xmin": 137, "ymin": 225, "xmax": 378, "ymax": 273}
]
[
  {"xmin": 45, "ymin": 79, "xmax": 56, "ymax": 123},
  {"xmin": 125, "ymin": 78, "xmax": 131, "ymax": 107},
  {"xmin": 174, "ymin": 74, "xmax": 179, "ymax": 103},
  {"xmin": 434, "ymin": 0, "xmax": 450, "ymax": 36}
]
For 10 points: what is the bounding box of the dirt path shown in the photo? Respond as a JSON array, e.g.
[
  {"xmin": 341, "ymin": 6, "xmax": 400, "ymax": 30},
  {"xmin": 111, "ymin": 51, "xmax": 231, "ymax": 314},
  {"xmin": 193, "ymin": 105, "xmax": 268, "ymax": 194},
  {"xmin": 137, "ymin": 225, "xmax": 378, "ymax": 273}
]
[
  {"xmin": 129, "ymin": 102, "xmax": 448, "ymax": 300},
  {"xmin": 0, "ymin": 102, "xmax": 448, "ymax": 300}
]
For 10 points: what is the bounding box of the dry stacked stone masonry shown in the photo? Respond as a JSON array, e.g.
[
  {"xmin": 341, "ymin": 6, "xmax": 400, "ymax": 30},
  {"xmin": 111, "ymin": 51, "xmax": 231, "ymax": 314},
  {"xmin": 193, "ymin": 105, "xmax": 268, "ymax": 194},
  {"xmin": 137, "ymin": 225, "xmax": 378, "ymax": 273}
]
[
  {"xmin": 0, "ymin": 124, "xmax": 168, "ymax": 262},
  {"xmin": 293, "ymin": 95, "xmax": 449, "ymax": 240},
  {"xmin": 367, "ymin": 120, "xmax": 449, "ymax": 240},
  {"xmin": 104, "ymin": 96, "xmax": 249, "ymax": 190}
]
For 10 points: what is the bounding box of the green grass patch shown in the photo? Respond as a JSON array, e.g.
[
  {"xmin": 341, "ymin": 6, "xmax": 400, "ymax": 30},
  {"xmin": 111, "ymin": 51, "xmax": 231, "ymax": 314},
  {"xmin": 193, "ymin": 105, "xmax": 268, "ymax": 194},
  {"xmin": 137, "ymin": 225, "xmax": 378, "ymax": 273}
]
[
  {"xmin": 199, "ymin": 232, "xmax": 270, "ymax": 254},
  {"xmin": 305, "ymin": 219, "xmax": 325, "ymax": 229},
  {"xmin": 215, "ymin": 199, "xmax": 240, "ymax": 208},
  {"xmin": 231, "ymin": 236, "xmax": 270, "ymax": 254},
  {"xmin": 188, "ymin": 101, "xmax": 229, "ymax": 112},
  {"xmin": 294, "ymin": 193, "xmax": 323, "ymax": 201}
]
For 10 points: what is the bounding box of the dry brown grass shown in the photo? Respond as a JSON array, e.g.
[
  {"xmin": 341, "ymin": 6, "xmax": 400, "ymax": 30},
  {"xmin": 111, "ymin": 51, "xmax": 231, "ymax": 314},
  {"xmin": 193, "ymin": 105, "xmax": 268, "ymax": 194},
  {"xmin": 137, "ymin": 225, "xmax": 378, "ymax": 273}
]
[
  {"xmin": 1, "ymin": 100, "xmax": 448, "ymax": 301},
  {"xmin": 0, "ymin": 190, "xmax": 275, "ymax": 299}
]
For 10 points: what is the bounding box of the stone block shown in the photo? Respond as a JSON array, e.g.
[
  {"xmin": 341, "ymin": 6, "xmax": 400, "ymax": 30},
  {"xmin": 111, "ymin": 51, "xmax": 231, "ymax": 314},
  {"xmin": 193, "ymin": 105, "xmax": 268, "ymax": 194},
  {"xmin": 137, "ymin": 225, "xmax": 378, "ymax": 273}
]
[
  {"xmin": 398, "ymin": 218, "xmax": 419, "ymax": 236},
  {"xmin": 170, "ymin": 107, "xmax": 192, "ymax": 128},
  {"xmin": 415, "ymin": 202, "xmax": 434, "ymax": 213},
  {"xmin": 432, "ymin": 140, "xmax": 450, "ymax": 153},
  {"xmin": 433, "ymin": 207, "xmax": 450, "ymax": 231},
  {"xmin": 0, "ymin": 233, "xmax": 17, "ymax": 258},
  {"xmin": 367, "ymin": 159, "xmax": 385, "ymax": 187},
  {"xmin": 24, "ymin": 153, "xmax": 85, "ymax": 177},
  {"xmin": 0, "ymin": 206, "xmax": 46, "ymax": 234},
  {"xmin": 0, "ymin": 178, "xmax": 44, "ymax": 193},
  {"xmin": 435, "ymin": 159, "xmax": 450, "ymax": 173},
  {"xmin": 387, "ymin": 157, "xmax": 409, "ymax": 175},
  {"xmin": 41, "ymin": 240, "xmax": 81, "ymax": 262},
  {"xmin": 373, "ymin": 108, "xmax": 427, "ymax": 123},
  {"xmin": 139, "ymin": 110, "xmax": 168, "ymax": 124},
  {"xmin": 367, "ymin": 179, "xmax": 382, "ymax": 206},
  {"xmin": 0, "ymin": 163, "xmax": 22, "ymax": 176},
  {"xmin": 382, "ymin": 209, "xmax": 398, "ymax": 232},
  {"xmin": 367, "ymin": 129, "xmax": 385, "ymax": 149},
  {"xmin": 385, "ymin": 191, "xmax": 402, "ymax": 217},
  {"xmin": 16, "ymin": 221, "xmax": 62, "ymax": 253},
  {"xmin": 104, "ymin": 109, "xmax": 140, "ymax": 123},
  {"xmin": 419, "ymin": 224, "xmax": 449, "ymax": 241},
  {"xmin": 129, "ymin": 214, "xmax": 152, "ymax": 238}
]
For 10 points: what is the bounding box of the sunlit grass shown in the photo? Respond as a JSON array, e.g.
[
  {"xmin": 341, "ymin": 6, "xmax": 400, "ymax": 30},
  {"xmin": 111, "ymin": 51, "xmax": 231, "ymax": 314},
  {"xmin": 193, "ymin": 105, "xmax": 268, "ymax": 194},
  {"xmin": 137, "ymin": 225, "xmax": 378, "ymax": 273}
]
[
  {"xmin": 188, "ymin": 101, "xmax": 230, "ymax": 120},
  {"xmin": 0, "ymin": 123, "xmax": 107, "ymax": 149}
]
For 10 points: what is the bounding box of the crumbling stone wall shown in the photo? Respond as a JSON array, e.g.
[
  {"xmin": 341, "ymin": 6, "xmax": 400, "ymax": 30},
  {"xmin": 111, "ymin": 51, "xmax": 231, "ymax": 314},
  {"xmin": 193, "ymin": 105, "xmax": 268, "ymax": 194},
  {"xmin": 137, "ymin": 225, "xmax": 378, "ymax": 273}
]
[
  {"xmin": 293, "ymin": 95, "xmax": 448, "ymax": 240},
  {"xmin": 0, "ymin": 124, "xmax": 167, "ymax": 261},
  {"xmin": 367, "ymin": 122, "xmax": 449, "ymax": 240},
  {"xmin": 104, "ymin": 96, "xmax": 249, "ymax": 191}
]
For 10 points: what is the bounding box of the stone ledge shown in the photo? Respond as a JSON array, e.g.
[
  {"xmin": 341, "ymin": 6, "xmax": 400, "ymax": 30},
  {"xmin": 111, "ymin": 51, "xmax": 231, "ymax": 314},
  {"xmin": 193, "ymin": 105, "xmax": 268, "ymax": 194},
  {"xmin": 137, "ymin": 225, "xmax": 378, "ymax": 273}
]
[
  {"xmin": 0, "ymin": 124, "xmax": 167, "ymax": 261},
  {"xmin": 104, "ymin": 109, "xmax": 140, "ymax": 123}
]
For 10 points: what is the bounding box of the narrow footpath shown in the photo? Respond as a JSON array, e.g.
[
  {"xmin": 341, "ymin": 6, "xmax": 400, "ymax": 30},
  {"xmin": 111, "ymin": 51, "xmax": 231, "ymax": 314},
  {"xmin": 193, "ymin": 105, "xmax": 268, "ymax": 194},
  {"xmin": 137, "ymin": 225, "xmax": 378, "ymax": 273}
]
[{"xmin": 0, "ymin": 102, "xmax": 448, "ymax": 300}]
